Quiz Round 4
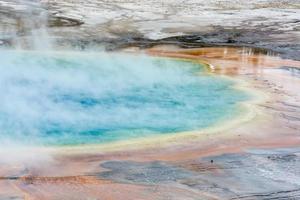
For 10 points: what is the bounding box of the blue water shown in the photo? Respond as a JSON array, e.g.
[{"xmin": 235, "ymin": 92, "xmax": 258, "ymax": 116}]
[{"xmin": 0, "ymin": 51, "xmax": 249, "ymax": 145}]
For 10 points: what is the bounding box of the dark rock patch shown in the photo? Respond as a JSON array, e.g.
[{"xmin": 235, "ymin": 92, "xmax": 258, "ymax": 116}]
[
  {"xmin": 48, "ymin": 16, "xmax": 84, "ymax": 27},
  {"xmin": 280, "ymin": 66, "xmax": 300, "ymax": 77},
  {"xmin": 0, "ymin": 197, "xmax": 22, "ymax": 200},
  {"xmin": 230, "ymin": 189, "xmax": 300, "ymax": 200}
]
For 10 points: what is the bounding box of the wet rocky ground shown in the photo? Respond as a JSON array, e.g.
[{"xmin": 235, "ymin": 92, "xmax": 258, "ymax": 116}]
[
  {"xmin": 0, "ymin": 0, "xmax": 299, "ymax": 60},
  {"xmin": 1, "ymin": 147, "xmax": 299, "ymax": 200},
  {"xmin": 98, "ymin": 147, "xmax": 300, "ymax": 199}
]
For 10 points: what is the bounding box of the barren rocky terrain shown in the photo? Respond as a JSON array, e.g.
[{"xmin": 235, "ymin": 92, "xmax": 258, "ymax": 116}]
[{"xmin": 0, "ymin": 0, "xmax": 299, "ymax": 59}]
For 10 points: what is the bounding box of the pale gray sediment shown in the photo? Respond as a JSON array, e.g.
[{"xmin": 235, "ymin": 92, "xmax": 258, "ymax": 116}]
[
  {"xmin": 98, "ymin": 148, "xmax": 300, "ymax": 199},
  {"xmin": 0, "ymin": 0, "xmax": 299, "ymax": 60}
]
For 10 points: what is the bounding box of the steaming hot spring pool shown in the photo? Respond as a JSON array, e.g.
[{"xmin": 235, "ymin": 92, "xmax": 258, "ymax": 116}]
[{"xmin": 0, "ymin": 51, "xmax": 250, "ymax": 146}]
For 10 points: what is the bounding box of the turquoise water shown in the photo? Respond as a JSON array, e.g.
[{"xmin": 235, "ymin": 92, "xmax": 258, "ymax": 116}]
[{"xmin": 0, "ymin": 51, "xmax": 249, "ymax": 146}]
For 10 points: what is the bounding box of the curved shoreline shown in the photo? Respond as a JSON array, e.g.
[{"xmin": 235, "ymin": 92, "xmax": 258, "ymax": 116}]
[
  {"xmin": 0, "ymin": 50, "xmax": 257, "ymax": 151},
  {"xmin": 50, "ymin": 46, "xmax": 300, "ymax": 155},
  {"xmin": 2, "ymin": 46, "xmax": 298, "ymax": 157},
  {"xmin": 53, "ymin": 57, "xmax": 265, "ymax": 155}
]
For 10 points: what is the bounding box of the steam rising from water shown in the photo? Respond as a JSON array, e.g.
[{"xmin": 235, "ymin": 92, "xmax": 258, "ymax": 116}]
[
  {"xmin": 1, "ymin": 0, "xmax": 52, "ymax": 50},
  {"xmin": 0, "ymin": 50, "xmax": 248, "ymax": 146}
]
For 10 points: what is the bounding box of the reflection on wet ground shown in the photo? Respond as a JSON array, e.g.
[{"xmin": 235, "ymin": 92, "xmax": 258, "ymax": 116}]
[
  {"xmin": 2, "ymin": 147, "xmax": 300, "ymax": 199},
  {"xmin": 97, "ymin": 147, "xmax": 300, "ymax": 199},
  {"xmin": 145, "ymin": 46, "xmax": 300, "ymax": 75}
]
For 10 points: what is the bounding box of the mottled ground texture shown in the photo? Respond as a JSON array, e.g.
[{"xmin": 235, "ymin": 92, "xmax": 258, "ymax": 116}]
[
  {"xmin": 1, "ymin": 147, "xmax": 300, "ymax": 200},
  {"xmin": 0, "ymin": 0, "xmax": 299, "ymax": 59},
  {"xmin": 98, "ymin": 148, "xmax": 300, "ymax": 199}
]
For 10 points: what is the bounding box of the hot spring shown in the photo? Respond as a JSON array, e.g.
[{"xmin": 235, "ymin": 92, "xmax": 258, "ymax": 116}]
[{"xmin": 0, "ymin": 50, "xmax": 250, "ymax": 146}]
